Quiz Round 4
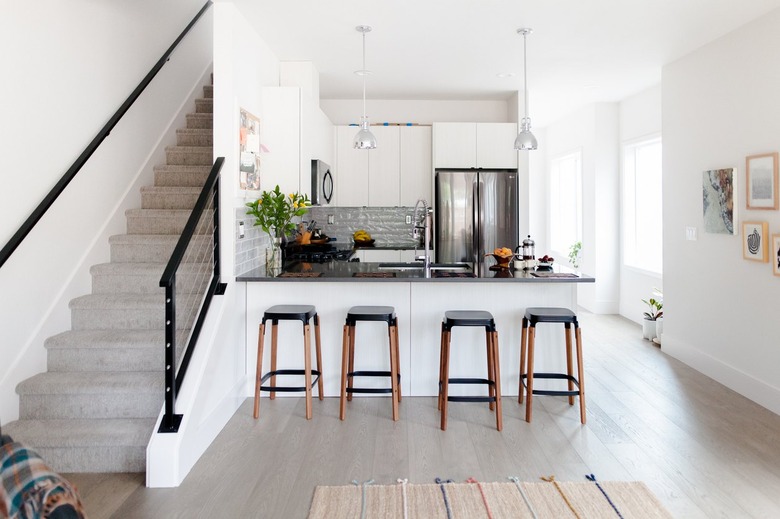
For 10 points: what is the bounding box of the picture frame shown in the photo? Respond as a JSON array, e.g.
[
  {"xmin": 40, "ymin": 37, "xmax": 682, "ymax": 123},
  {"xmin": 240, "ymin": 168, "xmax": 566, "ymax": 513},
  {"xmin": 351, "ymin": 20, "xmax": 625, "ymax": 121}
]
[
  {"xmin": 702, "ymin": 168, "xmax": 736, "ymax": 234},
  {"xmin": 773, "ymin": 234, "xmax": 780, "ymax": 276},
  {"xmin": 746, "ymin": 153, "xmax": 778, "ymax": 210},
  {"xmin": 742, "ymin": 221, "xmax": 769, "ymax": 262},
  {"xmin": 239, "ymin": 108, "xmax": 261, "ymax": 191}
]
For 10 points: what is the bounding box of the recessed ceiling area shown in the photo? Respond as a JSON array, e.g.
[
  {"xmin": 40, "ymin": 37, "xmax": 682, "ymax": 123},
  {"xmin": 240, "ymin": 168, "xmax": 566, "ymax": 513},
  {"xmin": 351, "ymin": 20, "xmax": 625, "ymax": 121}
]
[{"xmin": 233, "ymin": 0, "xmax": 780, "ymax": 126}]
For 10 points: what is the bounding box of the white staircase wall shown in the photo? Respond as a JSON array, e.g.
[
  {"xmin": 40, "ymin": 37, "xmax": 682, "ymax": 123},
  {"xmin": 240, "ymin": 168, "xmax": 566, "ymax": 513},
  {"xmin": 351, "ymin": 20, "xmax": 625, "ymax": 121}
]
[{"xmin": 0, "ymin": 2, "xmax": 214, "ymax": 422}]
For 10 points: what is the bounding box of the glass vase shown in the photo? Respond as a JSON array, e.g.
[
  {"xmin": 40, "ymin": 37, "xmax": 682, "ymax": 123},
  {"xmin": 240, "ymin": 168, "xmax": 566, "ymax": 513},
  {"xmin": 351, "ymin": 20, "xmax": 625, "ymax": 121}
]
[{"xmin": 266, "ymin": 237, "xmax": 283, "ymax": 271}]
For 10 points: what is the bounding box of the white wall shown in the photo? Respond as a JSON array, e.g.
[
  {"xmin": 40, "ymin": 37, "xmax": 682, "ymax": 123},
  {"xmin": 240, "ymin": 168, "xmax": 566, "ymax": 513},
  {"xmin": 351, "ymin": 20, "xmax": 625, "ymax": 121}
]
[
  {"xmin": 662, "ymin": 8, "xmax": 780, "ymax": 415},
  {"xmin": 619, "ymin": 85, "xmax": 663, "ymax": 324},
  {"xmin": 543, "ymin": 104, "xmax": 620, "ymax": 313},
  {"xmin": 147, "ymin": 1, "xmax": 286, "ymax": 486},
  {"xmin": 0, "ymin": 0, "xmax": 212, "ymax": 422},
  {"xmin": 321, "ymin": 99, "xmax": 512, "ymax": 125}
]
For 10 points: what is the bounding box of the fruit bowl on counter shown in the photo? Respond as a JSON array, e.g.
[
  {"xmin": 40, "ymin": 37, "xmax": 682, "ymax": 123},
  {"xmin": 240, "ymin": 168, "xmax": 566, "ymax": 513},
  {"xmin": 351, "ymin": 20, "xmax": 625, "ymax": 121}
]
[
  {"xmin": 536, "ymin": 254, "xmax": 554, "ymax": 271},
  {"xmin": 352, "ymin": 229, "xmax": 375, "ymax": 246},
  {"xmin": 486, "ymin": 247, "xmax": 514, "ymax": 270}
]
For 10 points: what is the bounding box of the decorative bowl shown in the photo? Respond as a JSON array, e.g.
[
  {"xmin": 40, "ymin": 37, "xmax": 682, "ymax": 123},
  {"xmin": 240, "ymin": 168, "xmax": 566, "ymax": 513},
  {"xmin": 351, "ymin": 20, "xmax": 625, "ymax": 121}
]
[
  {"xmin": 487, "ymin": 253, "xmax": 514, "ymax": 269},
  {"xmin": 354, "ymin": 238, "xmax": 375, "ymax": 247}
]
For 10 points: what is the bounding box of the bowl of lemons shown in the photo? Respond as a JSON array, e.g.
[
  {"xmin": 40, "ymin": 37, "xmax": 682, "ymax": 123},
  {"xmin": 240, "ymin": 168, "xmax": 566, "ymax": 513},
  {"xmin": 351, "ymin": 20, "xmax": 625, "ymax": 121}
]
[
  {"xmin": 353, "ymin": 229, "xmax": 375, "ymax": 246},
  {"xmin": 487, "ymin": 247, "xmax": 514, "ymax": 269}
]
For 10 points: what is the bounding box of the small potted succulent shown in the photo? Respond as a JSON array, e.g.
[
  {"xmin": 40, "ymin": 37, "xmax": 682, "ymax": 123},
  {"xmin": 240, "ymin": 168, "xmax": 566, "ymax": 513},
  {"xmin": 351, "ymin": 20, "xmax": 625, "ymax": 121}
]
[{"xmin": 641, "ymin": 290, "xmax": 663, "ymax": 341}]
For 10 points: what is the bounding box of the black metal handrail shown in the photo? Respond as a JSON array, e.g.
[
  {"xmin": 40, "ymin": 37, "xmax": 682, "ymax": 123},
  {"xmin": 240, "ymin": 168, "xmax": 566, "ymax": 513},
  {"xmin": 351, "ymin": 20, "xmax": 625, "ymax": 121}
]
[
  {"xmin": 159, "ymin": 157, "xmax": 226, "ymax": 433},
  {"xmin": 0, "ymin": 0, "xmax": 213, "ymax": 270}
]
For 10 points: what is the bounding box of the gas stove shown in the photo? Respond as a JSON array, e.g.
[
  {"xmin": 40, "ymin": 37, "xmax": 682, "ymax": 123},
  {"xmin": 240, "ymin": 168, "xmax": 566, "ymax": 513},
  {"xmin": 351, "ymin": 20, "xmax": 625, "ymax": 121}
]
[{"xmin": 285, "ymin": 243, "xmax": 355, "ymax": 263}]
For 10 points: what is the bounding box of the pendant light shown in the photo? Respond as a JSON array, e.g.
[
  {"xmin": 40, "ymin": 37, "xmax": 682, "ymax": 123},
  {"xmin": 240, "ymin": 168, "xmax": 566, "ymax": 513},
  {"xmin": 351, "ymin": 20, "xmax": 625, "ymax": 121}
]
[
  {"xmin": 514, "ymin": 28, "xmax": 538, "ymax": 151},
  {"xmin": 353, "ymin": 25, "xmax": 377, "ymax": 149}
]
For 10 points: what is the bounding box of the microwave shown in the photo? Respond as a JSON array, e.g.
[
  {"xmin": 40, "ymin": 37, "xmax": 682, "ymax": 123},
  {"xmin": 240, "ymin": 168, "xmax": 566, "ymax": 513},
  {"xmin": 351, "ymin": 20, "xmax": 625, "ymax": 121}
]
[{"xmin": 311, "ymin": 159, "xmax": 333, "ymax": 205}]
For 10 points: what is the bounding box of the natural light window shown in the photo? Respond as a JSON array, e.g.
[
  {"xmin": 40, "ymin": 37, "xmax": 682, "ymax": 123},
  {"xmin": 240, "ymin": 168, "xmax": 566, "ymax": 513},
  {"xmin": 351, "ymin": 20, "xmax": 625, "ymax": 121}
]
[
  {"xmin": 623, "ymin": 136, "xmax": 663, "ymax": 274},
  {"xmin": 549, "ymin": 151, "xmax": 582, "ymax": 257}
]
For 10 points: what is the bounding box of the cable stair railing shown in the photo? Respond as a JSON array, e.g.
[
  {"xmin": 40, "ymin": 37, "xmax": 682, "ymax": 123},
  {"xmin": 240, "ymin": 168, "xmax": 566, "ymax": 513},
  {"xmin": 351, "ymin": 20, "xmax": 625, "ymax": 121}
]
[{"xmin": 0, "ymin": 0, "xmax": 220, "ymax": 435}]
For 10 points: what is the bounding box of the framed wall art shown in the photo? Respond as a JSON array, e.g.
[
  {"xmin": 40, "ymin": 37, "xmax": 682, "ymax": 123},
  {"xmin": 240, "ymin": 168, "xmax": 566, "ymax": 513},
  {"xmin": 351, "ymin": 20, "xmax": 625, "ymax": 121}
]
[
  {"xmin": 239, "ymin": 108, "xmax": 261, "ymax": 191},
  {"xmin": 746, "ymin": 153, "xmax": 778, "ymax": 210},
  {"xmin": 773, "ymin": 234, "xmax": 780, "ymax": 276},
  {"xmin": 742, "ymin": 221, "xmax": 769, "ymax": 262},
  {"xmin": 702, "ymin": 168, "xmax": 736, "ymax": 234}
]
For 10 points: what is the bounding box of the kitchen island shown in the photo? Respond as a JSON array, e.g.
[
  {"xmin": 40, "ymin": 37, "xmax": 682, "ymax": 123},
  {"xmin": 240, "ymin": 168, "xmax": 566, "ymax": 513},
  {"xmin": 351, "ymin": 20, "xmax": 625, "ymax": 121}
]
[{"xmin": 238, "ymin": 261, "xmax": 594, "ymax": 399}]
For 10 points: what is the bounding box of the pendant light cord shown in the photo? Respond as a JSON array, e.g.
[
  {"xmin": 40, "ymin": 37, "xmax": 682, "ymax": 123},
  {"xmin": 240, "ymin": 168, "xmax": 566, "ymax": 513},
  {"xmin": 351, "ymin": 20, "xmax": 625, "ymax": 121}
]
[
  {"xmin": 523, "ymin": 31, "xmax": 529, "ymax": 124},
  {"xmin": 362, "ymin": 30, "xmax": 367, "ymax": 119}
]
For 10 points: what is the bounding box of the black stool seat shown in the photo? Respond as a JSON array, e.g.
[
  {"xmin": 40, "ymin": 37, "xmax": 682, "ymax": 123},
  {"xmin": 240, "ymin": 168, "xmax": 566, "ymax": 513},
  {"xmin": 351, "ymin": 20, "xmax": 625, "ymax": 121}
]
[
  {"xmin": 524, "ymin": 307, "xmax": 578, "ymax": 325},
  {"xmin": 346, "ymin": 306, "xmax": 396, "ymax": 325},
  {"xmin": 262, "ymin": 305, "xmax": 317, "ymax": 324},
  {"xmin": 443, "ymin": 310, "xmax": 496, "ymax": 330}
]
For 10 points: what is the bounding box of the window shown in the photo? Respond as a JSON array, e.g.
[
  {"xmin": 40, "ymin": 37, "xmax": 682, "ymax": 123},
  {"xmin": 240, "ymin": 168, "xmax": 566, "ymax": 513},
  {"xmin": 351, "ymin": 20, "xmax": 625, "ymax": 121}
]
[
  {"xmin": 550, "ymin": 151, "xmax": 582, "ymax": 256},
  {"xmin": 623, "ymin": 136, "xmax": 663, "ymax": 274}
]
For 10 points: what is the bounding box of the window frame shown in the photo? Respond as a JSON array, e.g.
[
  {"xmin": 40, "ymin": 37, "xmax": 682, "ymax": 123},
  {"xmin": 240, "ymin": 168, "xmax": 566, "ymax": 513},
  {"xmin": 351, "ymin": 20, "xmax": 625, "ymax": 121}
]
[{"xmin": 548, "ymin": 149, "xmax": 583, "ymax": 260}]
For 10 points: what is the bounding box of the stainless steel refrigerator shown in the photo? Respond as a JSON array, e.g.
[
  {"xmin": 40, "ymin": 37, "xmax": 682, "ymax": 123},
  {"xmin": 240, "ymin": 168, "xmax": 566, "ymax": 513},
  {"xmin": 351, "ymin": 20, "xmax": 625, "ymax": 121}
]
[{"xmin": 435, "ymin": 169, "xmax": 519, "ymax": 265}]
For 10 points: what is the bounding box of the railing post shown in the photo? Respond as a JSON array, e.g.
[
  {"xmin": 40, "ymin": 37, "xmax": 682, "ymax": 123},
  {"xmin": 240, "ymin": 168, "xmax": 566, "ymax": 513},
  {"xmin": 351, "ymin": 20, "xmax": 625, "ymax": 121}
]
[{"xmin": 159, "ymin": 280, "xmax": 183, "ymax": 433}]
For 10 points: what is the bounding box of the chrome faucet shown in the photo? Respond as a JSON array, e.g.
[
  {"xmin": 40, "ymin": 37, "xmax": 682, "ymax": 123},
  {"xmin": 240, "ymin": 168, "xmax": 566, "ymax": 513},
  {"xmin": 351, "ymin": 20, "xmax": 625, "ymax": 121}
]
[{"xmin": 412, "ymin": 199, "xmax": 432, "ymax": 271}]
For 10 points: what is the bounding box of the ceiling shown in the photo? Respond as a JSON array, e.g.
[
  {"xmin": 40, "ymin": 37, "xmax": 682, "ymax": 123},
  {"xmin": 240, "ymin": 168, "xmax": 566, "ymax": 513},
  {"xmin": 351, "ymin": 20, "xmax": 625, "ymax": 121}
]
[{"xmin": 233, "ymin": 0, "xmax": 780, "ymax": 127}]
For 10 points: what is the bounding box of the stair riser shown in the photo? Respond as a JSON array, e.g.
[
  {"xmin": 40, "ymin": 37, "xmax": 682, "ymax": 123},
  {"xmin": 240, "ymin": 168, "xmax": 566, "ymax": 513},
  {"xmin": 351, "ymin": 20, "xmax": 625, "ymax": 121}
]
[
  {"xmin": 195, "ymin": 99, "xmax": 213, "ymax": 113},
  {"xmin": 176, "ymin": 132, "xmax": 213, "ymax": 147},
  {"xmin": 71, "ymin": 306, "xmax": 194, "ymax": 330},
  {"xmin": 142, "ymin": 191, "xmax": 200, "ymax": 209},
  {"xmin": 154, "ymin": 169, "xmax": 210, "ymax": 187},
  {"xmin": 203, "ymin": 85, "xmax": 213, "ymax": 99},
  {"xmin": 92, "ymin": 271, "xmax": 210, "ymax": 295},
  {"xmin": 32, "ymin": 446, "xmax": 146, "ymax": 473},
  {"xmin": 110, "ymin": 238, "xmax": 211, "ymax": 263},
  {"xmin": 186, "ymin": 114, "xmax": 212, "ymax": 129},
  {"xmin": 48, "ymin": 348, "xmax": 161, "ymax": 372},
  {"xmin": 20, "ymin": 393, "xmax": 161, "ymax": 420},
  {"xmin": 165, "ymin": 148, "xmax": 212, "ymax": 166},
  {"xmin": 127, "ymin": 214, "xmax": 212, "ymax": 235}
]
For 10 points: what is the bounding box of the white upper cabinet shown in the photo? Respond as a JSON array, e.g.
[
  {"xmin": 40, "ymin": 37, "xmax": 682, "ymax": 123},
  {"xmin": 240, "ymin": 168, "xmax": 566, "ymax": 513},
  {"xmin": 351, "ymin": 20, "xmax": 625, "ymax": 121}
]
[
  {"xmin": 433, "ymin": 122, "xmax": 518, "ymax": 169},
  {"xmin": 368, "ymin": 126, "xmax": 401, "ymax": 206},
  {"xmin": 399, "ymin": 126, "xmax": 432, "ymax": 206},
  {"xmin": 260, "ymin": 87, "xmax": 301, "ymax": 196},
  {"xmin": 335, "ymin": 125, "xmax": 432, "ymax": 207}
]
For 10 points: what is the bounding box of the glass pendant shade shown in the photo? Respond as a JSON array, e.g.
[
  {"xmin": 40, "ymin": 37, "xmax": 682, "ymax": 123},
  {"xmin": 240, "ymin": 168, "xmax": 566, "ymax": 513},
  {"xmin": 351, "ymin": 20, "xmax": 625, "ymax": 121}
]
[
  {"xmin": 353, "ymin": 117, "xmax": 377, "ymax": 149},
  {"xmin": 514, "ymin": 118, "xmax": 537, "ymax": 150}
]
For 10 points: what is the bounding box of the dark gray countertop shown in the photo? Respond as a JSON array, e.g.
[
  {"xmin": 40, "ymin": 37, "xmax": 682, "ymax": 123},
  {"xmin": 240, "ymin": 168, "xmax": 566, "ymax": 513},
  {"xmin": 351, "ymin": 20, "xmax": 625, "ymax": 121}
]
[{"xmin": 237, "ymin": 261, "xmax": 594, "ymax": 283}]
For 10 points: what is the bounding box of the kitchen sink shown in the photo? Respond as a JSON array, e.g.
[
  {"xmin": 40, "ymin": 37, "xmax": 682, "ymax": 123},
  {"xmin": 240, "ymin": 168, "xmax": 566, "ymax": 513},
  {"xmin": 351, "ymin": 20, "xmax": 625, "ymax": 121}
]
[{"xmin": 377, "ymin": 262, "xmax": 472, "ymax": 272}]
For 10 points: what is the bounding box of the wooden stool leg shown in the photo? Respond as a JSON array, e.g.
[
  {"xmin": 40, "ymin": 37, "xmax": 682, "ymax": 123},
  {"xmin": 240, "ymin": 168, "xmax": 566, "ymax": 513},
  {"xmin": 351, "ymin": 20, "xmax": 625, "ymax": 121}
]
[
  {"xmin": 303, "ymin": 323, "xmax": 313, "ymax": 420},
  {"xmin": 525, "ymin": 325, "xmax": 536, "ymax": 423},
  {"xmin": 339, "ymin": 324, "xmax": 349, "ymax": 420},
  {"xmin": 440, "ymin": 330, "xmax": 451, "ymax": 431},
  {"xmin": 565, "ymin": 323, "xmax": 574, "ymax": 406},
  {"xmin": 492, "ymin": 330, "xmax": 503, "ymax": 432},
  {"xmin": 389, "ymin": 324, "xmax": 400, "ymax": 421},
  {"xmin": 314, "ymin": 317, "xmax": 324, "ymax": 400},
  {"xmin": 576, "ymin": 326, "xmax": 586, "ymax": 424},
  {"xmin": 253, "ymin": 322, "xmax": 266, "ymax": 419},
  {"xmin": 486, "ymin": 329, "xmax": 495, "ymax": 411},
  {"xmin": 437, "ymin": 325, "xmax": 446, "ymax": 411},
  {"xmin": 347, "ymin": 324, "xmax": 356, "ymax": 402},
  {"xmin": 394, "ymin": 321, "xmax": 402, "ymax": 402},
  {"xmin": 270, "ymin": 322, "xmax": 279, "ymax": 400},
  {"xmin": 519, "ymin": 318, "xmax": 527, "ymax": 404}
]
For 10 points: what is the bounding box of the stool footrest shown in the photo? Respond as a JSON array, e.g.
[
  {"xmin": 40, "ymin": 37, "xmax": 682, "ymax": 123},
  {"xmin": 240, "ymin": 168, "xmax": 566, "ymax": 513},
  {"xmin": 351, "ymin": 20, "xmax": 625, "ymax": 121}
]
[
  {"xmin": 346, "ymin": 370, "xmax": 401, "ymax": 395},
  {"xmin": 259, "ymin": 369, "xmax": 322, "ymax": 393},
  {"xmin": 520, "ymin": 373, "xmax": 580, "ymax": 397},
  {"xmin": 442, "ymin": 377, "xmax": 497, "ymax": 403}
]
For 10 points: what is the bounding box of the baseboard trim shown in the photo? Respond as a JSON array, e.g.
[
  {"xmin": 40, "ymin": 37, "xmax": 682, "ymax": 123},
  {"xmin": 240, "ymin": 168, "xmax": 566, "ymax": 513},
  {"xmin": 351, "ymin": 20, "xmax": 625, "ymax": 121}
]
[{"xmin": 663, "ymin": 334, "xmax": 780, "ymax": 416}]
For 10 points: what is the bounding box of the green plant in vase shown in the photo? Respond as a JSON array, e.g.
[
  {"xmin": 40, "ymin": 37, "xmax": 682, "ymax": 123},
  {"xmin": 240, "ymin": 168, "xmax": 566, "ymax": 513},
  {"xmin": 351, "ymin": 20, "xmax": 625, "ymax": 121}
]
[
  {"xmin": 246, "ymin": 185, "xmax": 309, "ymax": 269},
  {"xmin": 568, "ymin": 241, "xmax": 582, "ymax": 268}
]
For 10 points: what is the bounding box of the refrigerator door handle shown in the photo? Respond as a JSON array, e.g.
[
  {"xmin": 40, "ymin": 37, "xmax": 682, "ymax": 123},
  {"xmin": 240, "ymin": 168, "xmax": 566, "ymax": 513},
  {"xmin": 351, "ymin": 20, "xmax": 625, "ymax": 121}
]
[
  {"xmin": 477, "ymin": 179, "xmax": 485, "ymax": 261},
  {"xmin": 472, "ymin": 180, "xmax": 479, "ymax": 263}
]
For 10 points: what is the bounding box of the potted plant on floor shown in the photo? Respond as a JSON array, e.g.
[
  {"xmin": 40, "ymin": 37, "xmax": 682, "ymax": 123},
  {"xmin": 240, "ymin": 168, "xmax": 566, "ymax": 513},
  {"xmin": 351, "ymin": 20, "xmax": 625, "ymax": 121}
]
[
  {"xmin": 246, "ymin": 185, "xmax": 309, "ymax": 270},
  {"xmin": 642, "ymin": 291, "xmax": 663, "ymax": 341}
]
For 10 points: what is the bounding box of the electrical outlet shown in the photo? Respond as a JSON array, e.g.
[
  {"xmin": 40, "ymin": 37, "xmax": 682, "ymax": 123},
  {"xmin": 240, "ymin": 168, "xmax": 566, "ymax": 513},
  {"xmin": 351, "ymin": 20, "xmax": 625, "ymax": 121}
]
[
  {"xmin": 327, "ymin": 214, "xmax": 335, "ymax": 224},
  {"xmin": 238, "ymin": 221, "xmax": 245, "ymax": 239},
  {"xmin": 405, "ymin": 215, "xmax": 412, "ymax": 224},
  {"xmin": 685, "ymin": 226, "xmax": 697, "ymax": 241}
]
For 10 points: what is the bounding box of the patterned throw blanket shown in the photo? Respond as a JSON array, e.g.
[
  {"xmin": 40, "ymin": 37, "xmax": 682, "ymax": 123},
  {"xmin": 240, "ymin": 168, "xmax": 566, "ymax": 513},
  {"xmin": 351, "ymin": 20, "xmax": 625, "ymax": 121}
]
[{"xmin": 0, "ymin": 435, "xmax": 86, "ymax": 519}]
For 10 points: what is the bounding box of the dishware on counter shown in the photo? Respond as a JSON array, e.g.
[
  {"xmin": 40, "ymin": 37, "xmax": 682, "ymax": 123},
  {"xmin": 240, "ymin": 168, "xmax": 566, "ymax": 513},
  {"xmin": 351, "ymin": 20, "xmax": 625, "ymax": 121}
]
[
  {"xmin": 536, "ymin": 254, "xmax": 554, "ymax": 271},
  {"xmin": 486, "ymin": 247, "xmax": 514, "ymax": 270}
]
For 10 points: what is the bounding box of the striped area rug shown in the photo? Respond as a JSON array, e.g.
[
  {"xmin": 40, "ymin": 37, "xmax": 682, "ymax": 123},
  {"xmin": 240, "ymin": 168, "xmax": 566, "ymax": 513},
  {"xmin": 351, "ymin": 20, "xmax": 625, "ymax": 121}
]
[{"xmin": 309, "ymin": 478, "xmax": 673, "ymax": 518}]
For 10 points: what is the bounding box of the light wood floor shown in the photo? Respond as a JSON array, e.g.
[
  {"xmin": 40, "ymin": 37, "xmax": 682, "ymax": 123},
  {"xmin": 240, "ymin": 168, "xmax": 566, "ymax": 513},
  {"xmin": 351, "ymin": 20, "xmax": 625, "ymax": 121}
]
[{"xmin": 65, "ymin": 312, "xmax": 780, "ymax": 518}]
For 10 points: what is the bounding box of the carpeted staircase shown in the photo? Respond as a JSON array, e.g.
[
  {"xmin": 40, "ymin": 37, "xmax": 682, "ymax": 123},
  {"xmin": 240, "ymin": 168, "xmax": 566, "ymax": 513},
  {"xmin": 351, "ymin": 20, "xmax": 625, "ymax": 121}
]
[{"xmin": 4, "ymin": 84, "xmax": 214, "ymax": 473}]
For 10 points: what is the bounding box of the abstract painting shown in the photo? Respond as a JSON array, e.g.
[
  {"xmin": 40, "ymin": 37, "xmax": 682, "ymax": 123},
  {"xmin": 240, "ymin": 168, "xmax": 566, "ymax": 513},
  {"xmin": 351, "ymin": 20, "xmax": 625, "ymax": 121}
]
[
  {"xmin": 702, "ymin": 168, "xmax": 735, "ymax": 234},
  {"xmin": 239, "ymin": 108, "xmax": 261, "ymax": 191},
  {"xmin": 773, "ymin": 234, "xmax": 780, "ymax": 276},
  {"xmin": 746, "ymin": 153, "xmax": 778, "ymax": 210},
  {"xmin": 742, "ymin": 221, "xmax": 768, "ymax": 262}
]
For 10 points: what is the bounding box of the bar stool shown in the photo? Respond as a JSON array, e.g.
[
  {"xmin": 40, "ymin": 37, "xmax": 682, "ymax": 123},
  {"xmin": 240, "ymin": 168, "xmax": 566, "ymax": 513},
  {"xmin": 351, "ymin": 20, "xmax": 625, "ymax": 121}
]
[
  {"xmin": 519, "ymin": 307, "xmax": 585, "ymax": 424},
  {"xmin": 438, "ymin": 310, "xmax": 502, "ymax": 431},
  {"xmin": 340, "ymin": 306, "xmax": 401, "ymax": 421},
  {"xmin": 253, "ymin": 305, "xmax": 323, "ymax": 420}
]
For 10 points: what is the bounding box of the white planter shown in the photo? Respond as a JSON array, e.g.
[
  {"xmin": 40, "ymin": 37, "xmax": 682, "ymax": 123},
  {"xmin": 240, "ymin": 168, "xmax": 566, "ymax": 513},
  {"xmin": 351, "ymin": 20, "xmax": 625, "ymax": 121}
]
[
  {"xmin": 642, "ymin": 318, "xmax": 657, "ymax": 340},
  {"xmin": 655, "ymin": 317, "xmax": 664, "ymax": 344}
]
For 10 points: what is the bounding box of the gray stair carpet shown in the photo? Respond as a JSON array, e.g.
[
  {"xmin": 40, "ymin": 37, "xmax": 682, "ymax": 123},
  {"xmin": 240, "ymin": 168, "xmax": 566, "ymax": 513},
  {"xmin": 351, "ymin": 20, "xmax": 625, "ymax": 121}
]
[{"xmin": 4, "ymin": 82, "xmax": 213, "ymax": 473}]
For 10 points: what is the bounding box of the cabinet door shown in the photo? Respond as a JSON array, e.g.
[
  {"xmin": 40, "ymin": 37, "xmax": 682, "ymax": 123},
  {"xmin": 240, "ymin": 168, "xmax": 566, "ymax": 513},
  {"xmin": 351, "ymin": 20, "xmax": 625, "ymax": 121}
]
[
  {"xmin": 368, "ymin": 126, "xmax": 400, "ymax": 206},
  {"xmin": 400, "ymin": 126, "xmax": 432, "ymax": 206},
  {"xmin": 433, "ymin": 123, "xmax": 477, "ymax": 168},
  {"xmin": 261, "ymin": 87, "xmax": 301, "ymax": 194},
  {"xmin": 336, "ymin": 126, "xmax": 369, "ymax": 206},
  {"xmin": 361, "ymin": 249, "xmax": 402, "ymax": 263},
  {"xmin": 399, "ymin": 249, "xmax": 418, "ymax": 262},
  {"xmin": 476, "ymin": 123, "xmax": 518, "ymax": 169}
]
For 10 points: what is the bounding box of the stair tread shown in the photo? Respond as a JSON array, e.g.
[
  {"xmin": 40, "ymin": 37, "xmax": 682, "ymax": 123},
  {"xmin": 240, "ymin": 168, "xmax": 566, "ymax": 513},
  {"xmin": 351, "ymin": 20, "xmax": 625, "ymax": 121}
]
[
  {"xmin": 109, "ymin": 234, "xmax": 181, "ymax": 244},
  {"xmin": 70, "ymin": 293, "xmax": 163, "ymax": 309},
  {"xmin": 153, "ymin": 164, "xmax": 211, "ymax": 172},
  {"xmin": 125, "ymin": 208, "xmax": 193, "ymax": 217},
  {"xmin": 140, "ymin": 186, "xmax": 203, "ymax": 193},
  {"xmin": 17, "ymin": 371, "xmax": 163, "ymax": 395},
  {"xmin": 45, "ymin": 329, "xmax": 164, "ymax": 350},
  {"xmin": 3, "ymin": 418, "xmax": 156, "ymax": 448},
  {"xmin": 176, "ymin": 128, "xmax": 213, "ymax": 134},
  {"xmin": 90, "ymin": 262, "xmax": 207, "ymax": 275},
  {"xmin": 165, "ymin": 145, "xmax": 212, "ymax": 152}
]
